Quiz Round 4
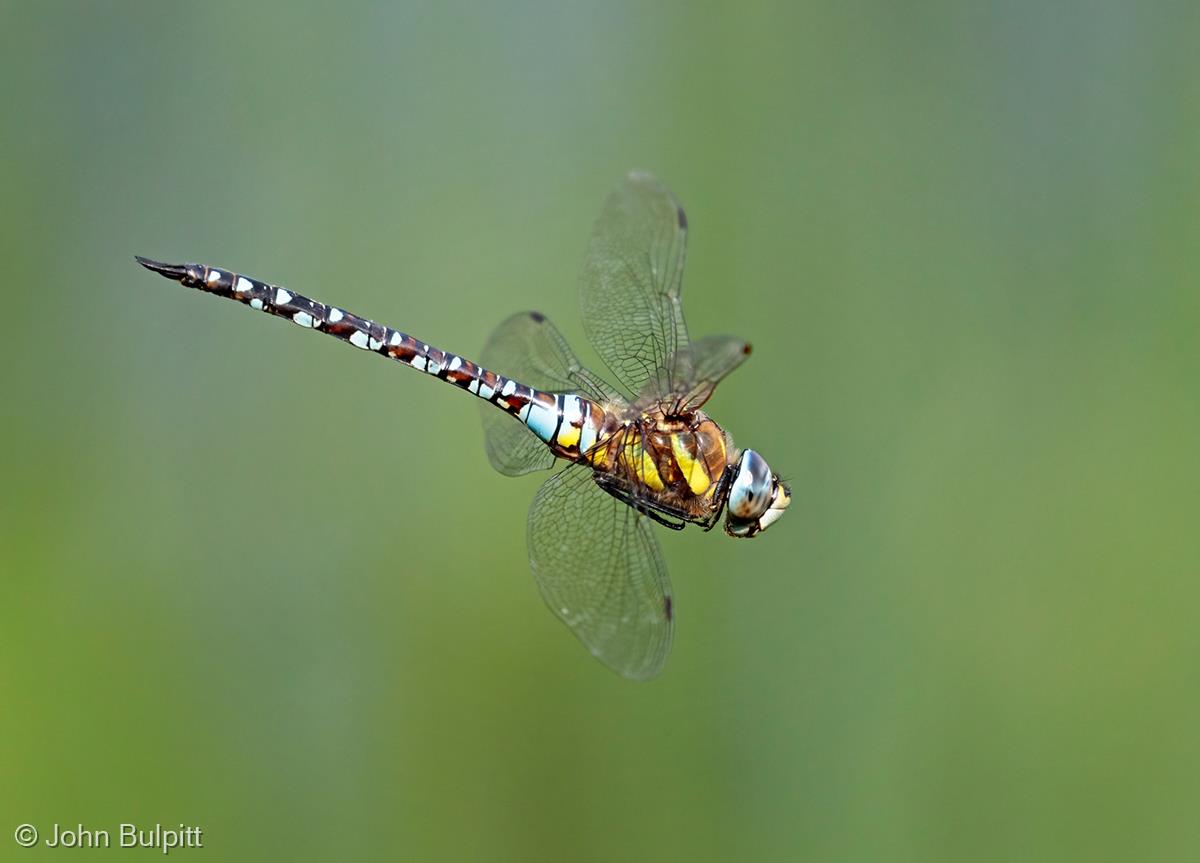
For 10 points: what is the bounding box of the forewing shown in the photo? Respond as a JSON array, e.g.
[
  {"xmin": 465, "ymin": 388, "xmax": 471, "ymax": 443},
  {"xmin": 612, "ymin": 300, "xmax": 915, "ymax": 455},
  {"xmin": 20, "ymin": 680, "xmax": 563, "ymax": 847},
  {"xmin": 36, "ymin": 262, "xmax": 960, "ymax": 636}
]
[
  {"xmin": 657, "ymin": 334, "xmax": 752, "ymax": 412},
  {"xmin": 528, "ymin": 464, "xmax": 674, "ymax": 680},
  {"xmin": 478, "ymin": 311, "xmax": 619, "ymax": 477},
  {"xmin": 581, "ymin": 171, "xmax": 691, "ymax": 400}
]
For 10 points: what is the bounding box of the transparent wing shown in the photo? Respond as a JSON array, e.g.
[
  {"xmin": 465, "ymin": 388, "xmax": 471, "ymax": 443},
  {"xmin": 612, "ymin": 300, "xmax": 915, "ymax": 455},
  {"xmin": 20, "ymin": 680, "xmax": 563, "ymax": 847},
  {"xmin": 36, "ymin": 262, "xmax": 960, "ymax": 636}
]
[
  {"xmin": 478, "ymin": 311, "xmax": 621, "ymax": 477},
  {"xmin": 581, "ymin": 171, "xmax": 691, "ymax": 400},
  {"xmin": 654, "ymin": 334, "xmax": 753, "ymax": 412},
  {"xmin": 528, "ymin": 463, "xmax": 674, "ymax": 680},
  {"xmin": 480, "ymin": 414, "xmax": 556, "ymax": 476},
  {"xmin": 481, "ymin": 310, "xmax": 621, "ymax": 400}
]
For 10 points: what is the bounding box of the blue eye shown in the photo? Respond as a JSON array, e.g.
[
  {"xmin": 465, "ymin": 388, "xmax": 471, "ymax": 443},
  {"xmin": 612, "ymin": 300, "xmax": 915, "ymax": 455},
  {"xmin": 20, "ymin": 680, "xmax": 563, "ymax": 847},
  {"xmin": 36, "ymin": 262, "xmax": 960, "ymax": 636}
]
[{"xmin": 729, "ymin": 450, "xmax": 772, "ymax": 519}]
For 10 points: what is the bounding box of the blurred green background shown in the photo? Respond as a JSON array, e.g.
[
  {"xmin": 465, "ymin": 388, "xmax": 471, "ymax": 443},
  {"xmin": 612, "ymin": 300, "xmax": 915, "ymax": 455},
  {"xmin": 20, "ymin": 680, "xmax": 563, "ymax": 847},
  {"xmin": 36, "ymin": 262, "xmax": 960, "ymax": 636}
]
[{"xmin": 2, "ymin": 1, "xmax": 1197, "ymax": 860}]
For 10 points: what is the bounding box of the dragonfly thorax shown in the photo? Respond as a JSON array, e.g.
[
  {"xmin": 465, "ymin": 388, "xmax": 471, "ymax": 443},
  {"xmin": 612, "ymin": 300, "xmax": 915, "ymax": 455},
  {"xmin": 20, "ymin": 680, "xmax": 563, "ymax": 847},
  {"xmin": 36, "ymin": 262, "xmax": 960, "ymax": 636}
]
[{"xmin": 588, "ymin": 406, "xmax": 733, "ymax": 524}]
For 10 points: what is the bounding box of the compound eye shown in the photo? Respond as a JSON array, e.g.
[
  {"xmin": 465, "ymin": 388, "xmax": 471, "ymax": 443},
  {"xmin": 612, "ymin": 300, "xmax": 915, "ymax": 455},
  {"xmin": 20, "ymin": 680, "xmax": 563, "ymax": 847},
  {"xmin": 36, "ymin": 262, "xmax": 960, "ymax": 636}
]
[{"xmin": 728, "ymin": 450, "xmax": 772, "ymax": 519}]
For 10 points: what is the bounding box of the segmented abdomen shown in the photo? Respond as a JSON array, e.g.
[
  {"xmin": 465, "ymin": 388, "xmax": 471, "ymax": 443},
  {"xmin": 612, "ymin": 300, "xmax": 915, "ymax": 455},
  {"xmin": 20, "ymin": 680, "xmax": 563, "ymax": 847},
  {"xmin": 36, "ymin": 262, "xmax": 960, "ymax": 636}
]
[{"xmin": 162, "ymin": 262, "xmax": 608, "ymax": 460}]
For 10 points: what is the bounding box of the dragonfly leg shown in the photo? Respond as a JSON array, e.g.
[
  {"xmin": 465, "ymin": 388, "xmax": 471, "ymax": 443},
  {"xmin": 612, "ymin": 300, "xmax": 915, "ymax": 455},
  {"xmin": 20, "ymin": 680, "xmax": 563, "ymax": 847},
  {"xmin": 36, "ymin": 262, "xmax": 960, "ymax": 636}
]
[
  {"xmin": 635, "ymin": 505, "xmax": 687, "ymax": 531},
  {"xmin": 593, "ymin": 475, "xmax": 687, "ymax": 531},
  {"xmin": 700, "ymin": 465, "xmax": 735, "ymax": 532}
]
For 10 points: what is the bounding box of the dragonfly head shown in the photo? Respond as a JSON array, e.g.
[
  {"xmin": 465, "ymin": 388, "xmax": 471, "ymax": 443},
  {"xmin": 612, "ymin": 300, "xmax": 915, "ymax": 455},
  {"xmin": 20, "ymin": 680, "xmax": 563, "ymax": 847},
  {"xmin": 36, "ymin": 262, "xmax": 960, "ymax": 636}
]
[{"xmin": 724, "ymin": 449, "xmax": 791, "ymax": 538}]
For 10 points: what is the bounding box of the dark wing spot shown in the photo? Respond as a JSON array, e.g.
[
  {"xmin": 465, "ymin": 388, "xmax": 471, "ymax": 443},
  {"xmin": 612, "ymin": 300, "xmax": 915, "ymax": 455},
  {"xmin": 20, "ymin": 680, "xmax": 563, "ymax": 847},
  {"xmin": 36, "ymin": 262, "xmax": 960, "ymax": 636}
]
[
  {"xmin": 742, "ymin": 343, "xmax": 752, "ymax": 355},
  {"xmin": 529, "ymin": 311, "xmax": 545, "ymax": 323},
  {"xmin": 676, "ymin": 206, "xmax": 688, "ymax": 229},
  {"xmin": 663, "ymin": 594, "xmax": 673, "ymax": 621}
]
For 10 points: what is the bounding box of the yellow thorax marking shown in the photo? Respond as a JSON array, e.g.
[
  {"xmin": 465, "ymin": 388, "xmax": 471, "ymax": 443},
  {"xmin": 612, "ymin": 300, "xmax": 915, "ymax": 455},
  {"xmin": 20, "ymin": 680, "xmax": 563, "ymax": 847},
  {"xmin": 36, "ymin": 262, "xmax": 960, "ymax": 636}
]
[
  {"xmin": 670, "ymin": 433, "xmax": 711, "ymax": 496},
  {"xmin": 624, "ymin": 436, "xmax": 665, "ymax": 492},
  {"xmin": 585, "ymin": 444, "xmax": 605, "ymax": 466}
]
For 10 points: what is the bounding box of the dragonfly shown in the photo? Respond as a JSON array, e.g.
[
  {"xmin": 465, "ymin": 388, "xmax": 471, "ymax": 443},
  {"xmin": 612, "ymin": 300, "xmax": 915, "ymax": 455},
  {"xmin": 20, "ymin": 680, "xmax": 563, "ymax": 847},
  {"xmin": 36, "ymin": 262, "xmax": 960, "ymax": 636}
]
[{"xmin": 137, "ymin": 171, "xmax": 790, "ymax": 679}]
